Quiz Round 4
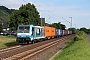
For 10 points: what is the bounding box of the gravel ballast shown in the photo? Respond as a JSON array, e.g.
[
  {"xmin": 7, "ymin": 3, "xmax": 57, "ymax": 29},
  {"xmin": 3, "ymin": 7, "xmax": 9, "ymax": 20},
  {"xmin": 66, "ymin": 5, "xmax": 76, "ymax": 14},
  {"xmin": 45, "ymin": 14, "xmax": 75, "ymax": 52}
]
[{"xmin": 27, "ymin": 36, "xmax": 71, "ymax": 60}]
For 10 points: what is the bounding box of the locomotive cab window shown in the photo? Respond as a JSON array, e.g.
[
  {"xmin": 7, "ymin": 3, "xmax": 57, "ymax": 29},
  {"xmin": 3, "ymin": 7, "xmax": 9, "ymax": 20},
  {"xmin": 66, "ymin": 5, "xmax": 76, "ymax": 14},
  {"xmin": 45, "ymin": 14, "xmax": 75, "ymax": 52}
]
[
  {"xmin": 24, "ymin": 26, "xmax": 30, "ymax": 33},
  {"xmin": 18, "ymin": 26, "xmax": 24, "ymax": 33},
  {"xmin": 36, "ymin": 28, "xmax": 40, "ymax": 35},
  {"xmin": 18, "ymin": 25, "xmax": 30, "ymax": 33}
]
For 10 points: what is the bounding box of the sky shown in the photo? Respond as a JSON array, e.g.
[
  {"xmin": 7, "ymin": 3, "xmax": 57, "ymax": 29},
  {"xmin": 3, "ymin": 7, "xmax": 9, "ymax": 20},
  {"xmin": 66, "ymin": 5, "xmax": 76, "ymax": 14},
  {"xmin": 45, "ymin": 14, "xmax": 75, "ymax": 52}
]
[{"xmin": 0, "ymin": 0, "xmax": 90, "ymax": 29}]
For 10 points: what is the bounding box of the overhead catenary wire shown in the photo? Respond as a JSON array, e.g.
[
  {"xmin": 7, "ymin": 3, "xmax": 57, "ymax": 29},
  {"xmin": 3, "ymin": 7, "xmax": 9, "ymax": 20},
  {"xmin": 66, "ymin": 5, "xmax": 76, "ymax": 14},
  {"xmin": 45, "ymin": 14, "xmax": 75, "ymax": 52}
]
[
  {"xmin": 31, "ymin": 0, "xmax": 51, "ymax": 22},
  {"xmin": 22, "ymin": 0, "xmax": 27, "ymax": 3},
  {"xmin": 4, "ymin": 0, "xmax": 18, "ymax": 7},
  {"xmin": 22, "ymin": 0, "xmax": 59, "ymax": 23},
  {"xmin": 4, "ymin": 0, "xmax": 27, "ymax": 9},
  {"xmin": 62, "ymin": 17, "xmax": 71, "ymax": 23},
  {"xmin": 62, "ymin": 17, "xmax": 76, "ymax": 28}
]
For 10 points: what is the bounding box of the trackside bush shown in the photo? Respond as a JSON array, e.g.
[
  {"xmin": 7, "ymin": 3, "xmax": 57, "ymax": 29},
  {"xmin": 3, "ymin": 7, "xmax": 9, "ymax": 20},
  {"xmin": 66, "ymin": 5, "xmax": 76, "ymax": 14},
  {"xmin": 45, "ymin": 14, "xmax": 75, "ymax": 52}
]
[
  {"xmin": 73, "ymin": 31, "xmax": 87, "ymax": 41},
  {"xmin": 67, "ymin": 31, "xmax": 87, "ymax": 46},
  {"xmin": 53, "ymin": 31, "xmax": 90, "ymax": 60}
]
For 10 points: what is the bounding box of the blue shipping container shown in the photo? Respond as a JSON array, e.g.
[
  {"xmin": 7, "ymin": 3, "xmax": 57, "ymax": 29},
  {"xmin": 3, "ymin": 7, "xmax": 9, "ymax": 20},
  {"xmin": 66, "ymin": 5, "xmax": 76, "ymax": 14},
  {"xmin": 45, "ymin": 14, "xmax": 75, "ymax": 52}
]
[
  {"xmin": 60, "ymin": 30, "xmax": 63, "ymax": 35},
  {"xmin": 56, "ymin": 29, "xmax": 59, "ymax": 36}
]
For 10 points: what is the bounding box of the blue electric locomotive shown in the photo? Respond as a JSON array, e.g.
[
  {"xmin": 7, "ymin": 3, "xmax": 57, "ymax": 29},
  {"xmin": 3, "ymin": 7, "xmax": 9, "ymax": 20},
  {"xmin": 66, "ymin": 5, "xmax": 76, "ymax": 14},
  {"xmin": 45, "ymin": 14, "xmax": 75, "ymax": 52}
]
[{"xmin": 16, "ymin": 25, "xmax": 45, "ymax": 44}]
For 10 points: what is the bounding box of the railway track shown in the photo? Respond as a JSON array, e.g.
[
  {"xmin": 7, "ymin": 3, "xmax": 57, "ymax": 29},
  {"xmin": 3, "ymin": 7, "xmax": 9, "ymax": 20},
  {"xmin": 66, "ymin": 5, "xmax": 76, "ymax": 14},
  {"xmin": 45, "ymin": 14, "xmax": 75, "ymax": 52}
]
[
  {"xmin": 0, "ymin": 45, "xmax": 21, "ymax": 53},
  {"xmin": 0, "ymin": 35, "xmax": 74, "ymax": 60}
]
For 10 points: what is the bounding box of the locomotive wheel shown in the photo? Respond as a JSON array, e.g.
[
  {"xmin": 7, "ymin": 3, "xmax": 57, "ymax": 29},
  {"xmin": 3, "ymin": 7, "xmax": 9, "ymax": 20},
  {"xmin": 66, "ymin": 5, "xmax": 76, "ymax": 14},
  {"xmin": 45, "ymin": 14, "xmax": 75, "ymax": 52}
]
[
  {"xmin": 31, "ymin": 40, "xmax": 34, "ymax": 44},
  {"xmin": 27, "ymin": 41, "xmax": 29, "ymax": 44}
]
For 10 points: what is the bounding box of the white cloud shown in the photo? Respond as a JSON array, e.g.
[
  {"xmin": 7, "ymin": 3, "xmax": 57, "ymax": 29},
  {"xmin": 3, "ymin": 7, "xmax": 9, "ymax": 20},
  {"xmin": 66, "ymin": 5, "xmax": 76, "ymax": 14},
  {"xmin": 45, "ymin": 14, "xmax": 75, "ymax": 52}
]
[
  {"xmin": 49, "ymin": 3, "xmax": 54, "ymax": 6},
  {"xmin": 0, "ymin": 1, "xmax": 90, "ymax": 28},
  {"xmin": 38, "ymin": 4, "xmax": 90, "ymax": 18},
  {"xmin": 34, "ymin": 2, "xmax": 46, "ymax": 7},
  {"xmin": 0, "ymin": 0, "xmax": 33, "ymax": 9},
  {"xmin": 0, "ymin": 1, "xmax": 22, "ymax": 9},
  {"xmin": 35, "ymin": 3, "xmax": 90, "ymax": 28}
]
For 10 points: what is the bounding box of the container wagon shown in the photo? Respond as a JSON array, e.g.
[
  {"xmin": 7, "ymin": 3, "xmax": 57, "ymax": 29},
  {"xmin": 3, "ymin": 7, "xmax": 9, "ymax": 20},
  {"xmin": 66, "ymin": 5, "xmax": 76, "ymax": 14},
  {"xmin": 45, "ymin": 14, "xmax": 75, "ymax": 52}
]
[
  {"xmin": 44, "ymin": 26, "xmax": 52, "ymax": 39},
  {"xmin": 56, "ymin": 29, "xmax": 59, "ymax": 37},
  {"xmin": 51, "ymin": 27, "xmax": 56, "ymax": 38},
  {"xmin": 64, "ymin": 30, "xmax": 68, "ymax": 36},
  {"xmin": 44, "ymin": 26, "xmax": 56, "ymax": 39}
]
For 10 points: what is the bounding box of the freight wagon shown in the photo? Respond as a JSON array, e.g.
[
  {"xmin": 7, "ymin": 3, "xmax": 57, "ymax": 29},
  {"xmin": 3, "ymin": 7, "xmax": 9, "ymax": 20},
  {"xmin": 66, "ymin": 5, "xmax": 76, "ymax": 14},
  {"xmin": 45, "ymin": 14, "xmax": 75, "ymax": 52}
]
[
  {"xmin": 56, "ymin": 29, "xmax": 64, "ymax": 37},
  {"xmin": 51, "ymin": 27, "xmax": 56, "ymax": 38},
  {"xmin": 64, "ymin": 30, "xmax": 68, "ymax": 36},
  {"xmin": 60, "ymin": 30, "xmax": 64, "ymax": 36},
  {"xmin": 56, "ymin": 29, "xmax": 59, "ymax": 37},
  {"xmin": 44, "ymin": 26, "xmax": 56, "ymax": 39}
]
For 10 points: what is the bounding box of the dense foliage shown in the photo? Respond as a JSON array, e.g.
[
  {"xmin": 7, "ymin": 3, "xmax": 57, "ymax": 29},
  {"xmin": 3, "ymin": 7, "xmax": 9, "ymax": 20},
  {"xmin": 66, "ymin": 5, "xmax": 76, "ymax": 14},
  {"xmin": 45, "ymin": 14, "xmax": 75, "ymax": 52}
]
[
  {"xmin": 8, "ymin": 3, "xmax": 41, "ymax": 32},
  {"xmin": 68, "ymin": 28, "xmax": 76, "ymax": 34},
  {"xmin": 49, "ymin": 22, "xmax": 66, "ymax": 30},
  {"xmin": 80, "ymin": 27, "xmax": 90, "ymax": 34}
]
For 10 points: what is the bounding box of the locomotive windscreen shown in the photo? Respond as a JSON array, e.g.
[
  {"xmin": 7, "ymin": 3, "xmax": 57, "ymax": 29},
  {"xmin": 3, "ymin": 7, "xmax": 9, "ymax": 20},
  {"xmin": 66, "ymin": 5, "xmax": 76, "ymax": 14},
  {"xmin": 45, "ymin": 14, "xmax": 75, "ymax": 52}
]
[{"xmin": 17, "ymin": 25, "xmax": 30, "ymax": 33}]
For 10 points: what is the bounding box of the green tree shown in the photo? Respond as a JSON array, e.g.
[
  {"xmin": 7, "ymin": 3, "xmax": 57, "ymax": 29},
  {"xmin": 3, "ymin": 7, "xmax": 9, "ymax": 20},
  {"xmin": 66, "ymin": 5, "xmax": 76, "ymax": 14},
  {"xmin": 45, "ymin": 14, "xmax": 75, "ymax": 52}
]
[
  {"xmin": 60, "ymin": 24, "xmax": 66, "ymax": 30},
  {"xmin": 68, "ymin": 28, "xmax": 76, "ymax": 34},
  {"xmin": 87, "ymin": 28, "xmax": 90, "ymax": 34},
  {"xmin": 8, "ymin": 3, "xmax": 41, "ymax": 32},
  {"xmin": 49, "ymin": 22, "xmax": 66, "ymax": 30},
  {"xmin": 79, "ymin": 27, "xmax": 88, "ymax": 34}
]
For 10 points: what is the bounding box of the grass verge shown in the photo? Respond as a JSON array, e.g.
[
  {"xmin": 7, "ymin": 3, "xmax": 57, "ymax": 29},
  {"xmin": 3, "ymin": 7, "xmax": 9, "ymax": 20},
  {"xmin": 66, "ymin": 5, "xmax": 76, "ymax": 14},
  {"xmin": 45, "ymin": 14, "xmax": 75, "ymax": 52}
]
[
  {"xmin": 0, "ymin": 36, "xmax": 18, "ymax": 48},
  {"xmin": 53, "ymin": 31, "xmax": 90, "ymax": 60}
]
